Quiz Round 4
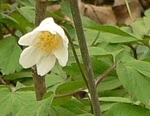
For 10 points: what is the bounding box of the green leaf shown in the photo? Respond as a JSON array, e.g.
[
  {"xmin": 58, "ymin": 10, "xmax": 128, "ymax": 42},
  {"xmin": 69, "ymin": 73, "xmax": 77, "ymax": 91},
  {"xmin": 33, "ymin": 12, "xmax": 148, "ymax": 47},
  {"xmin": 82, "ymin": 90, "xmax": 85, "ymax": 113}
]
[
  {"xmin": 0, "ymin": 87, "xmax": 36, "ymax": 116},
  {"xmin": 125, "ymin": 60, "xmax": 150, "ymax": 78},
  {"xmin": 0, "ymin": 13, "xmax": 20, "ymax": 30},
  {"xmin": 145, "ymin": 9, "xmax": 150, "ymax": 16},
  {"xmin": 116, "ymin": 61, "xmax": 150, "ymax": 105},
  {"xmin": 16, "ymin": 0, "xmax": 35, "ymax": 6},
  {"xmin": 17, "ymin": 6, "xmax": 35, "ymax": 23},
  {"xmin": 62, "ymin": 98, "xmax": 85, "ymax": 114},
  {"xmin": 84, "ymin": 28, "xmax": 100, "ymax": 46},
  {"xmin": 97, "ymin": 77, "xmax": 121, "ymax": 92},
  {"xmin": 56, "ymin": 80, "xmax": 86, "ymax": 95},
  {"xmin": 101, "ymin": 103, "xmax": 116, "ymax": 112},
  {"xmin": 10, "ymin": 11, "xmax": 33, "ymax": 33},
  {"xmin": 45, "ymin": 73, "xmax": 64, "ymax": 89},
  {"xmin": 97, "ymin": 32, "xmax": 141, "ymax": 43},
  {"xmin": 99, "ymin": 97, "xmax": 132, "ymax": 103},
  {"xmin": 63, "ymin": 63, "xmax": 83, "ymax": 80},
  {"xmin": 136, "ymin": 45, "xmax": 150, "ymax": 60},
  {"xmin": 82, "ymin": 16, "xmax": 142, "ymax": 40},
  {"xmin": 104, "ymin": 103, "xmax": 150, "ymax": 116},
  {"xmin": 0, "ymin": 4, "xmax": 11, "ymax": 11},
  {"xmin": 88, "ymin": 47, "xmax": 109, "ymax": 56},
  {"xmin": 61, "ymin": 1, "xmax": 72, "ymax": 18},
  {"xmin": 3, "ymin": 69, "xmax": 32, "ymax": 80},
  {"xmin": 131, "ymin": 18, "xmax": 150, "ymax": 37},
  {"xmin": 78, "ymin": 114, "xmax": 93, "ymax": 116},
  {"xmin": 61, "ymin": 21, "xmax": 76, "ymax": 39},
  {"xmin": 0, "ymin": 36, "xmax": 22, "ymax": 74},
  {"xmin": 16, "ymin": 93, "xmax": 54, "ymax": 116},
  {"xmin": 50, "ymin": 106, "xmax": 76, "ymax": 116},
  {"xmin": 92, "ymin": 57, "xmax": 111, "ymax": 77}
]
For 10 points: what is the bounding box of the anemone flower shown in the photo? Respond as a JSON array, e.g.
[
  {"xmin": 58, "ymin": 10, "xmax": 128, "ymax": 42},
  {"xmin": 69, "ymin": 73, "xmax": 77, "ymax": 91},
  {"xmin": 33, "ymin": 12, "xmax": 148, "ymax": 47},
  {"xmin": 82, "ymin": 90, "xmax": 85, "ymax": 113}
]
[{"xmin": 18, "ymin": 17, "xmax": 68, "ymax": 76}]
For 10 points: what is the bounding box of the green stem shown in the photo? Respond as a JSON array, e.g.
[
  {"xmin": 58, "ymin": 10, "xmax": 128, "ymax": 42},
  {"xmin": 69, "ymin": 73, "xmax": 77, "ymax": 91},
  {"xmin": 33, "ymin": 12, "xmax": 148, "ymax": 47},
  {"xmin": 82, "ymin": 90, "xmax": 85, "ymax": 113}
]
[
  {"xmin": 91, "ymin": 31, "xmax": 100, "ymax": 46},
  {"xmin": 68, "ymin": 0, "xmax": 102, "ymax": 116},
  {"xmin": 63, "ymin": 28, "xmax": 87, "ymax": 84},
  {"xmin": 33, "ymin": 0, "xmax": 47, "ymax": 101}
]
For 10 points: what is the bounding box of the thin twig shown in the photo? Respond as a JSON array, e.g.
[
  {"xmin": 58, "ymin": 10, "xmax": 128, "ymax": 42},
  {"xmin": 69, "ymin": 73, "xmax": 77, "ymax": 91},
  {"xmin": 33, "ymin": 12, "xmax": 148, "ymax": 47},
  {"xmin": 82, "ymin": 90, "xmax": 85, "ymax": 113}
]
[
  {"xmin": 54, "ymin": 63, "xmax": 116, "ymax": 98},
  {"xmin": 95, "ymin": 63, "xmax": 116, "ymax": 86},
  {"xmin": 0, "ymin": 75, "xmax": 6, "ymax": 85},
  {"xmin": 125, "ymin": 0, "xmax": 133, "ymax": 21},
  {"xmin": 68, "ymin": 0, "xmax": 102, "ymax": 115},
  {"xmin": 55, "ymin": 88, "xmax": 87, "ymax": 98}
]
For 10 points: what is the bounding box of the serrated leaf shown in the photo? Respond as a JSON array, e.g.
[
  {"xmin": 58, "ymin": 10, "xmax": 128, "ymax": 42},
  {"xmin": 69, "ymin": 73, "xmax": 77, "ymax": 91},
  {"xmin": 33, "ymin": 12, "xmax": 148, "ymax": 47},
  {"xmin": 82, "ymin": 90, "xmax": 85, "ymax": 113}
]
[
  {"xmin": 16, "ymin": 93, "xmax": 54, "ymax": 116},
  {"xmin": 104, "ymin": 103, "xmax": 150, "ymax": 116},
  {"xmin": 116, "ymin": 61, "xmax": 150, "ymax": 105},
  {"xmin": 0, "ymin": 36, "xmax": 22, "ymax": 74},
  {"xmin": 0, "ymin": 87, "xmax": 36, "ymax": 116}
]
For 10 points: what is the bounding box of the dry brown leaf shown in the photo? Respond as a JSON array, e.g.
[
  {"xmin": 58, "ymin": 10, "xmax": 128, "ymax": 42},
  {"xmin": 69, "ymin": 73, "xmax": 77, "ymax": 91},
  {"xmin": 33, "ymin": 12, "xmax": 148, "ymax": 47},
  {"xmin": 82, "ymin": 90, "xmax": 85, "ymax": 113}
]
[
  {"xmin": 46, "ymin": 4, "xmax": 61, "ymax": 12},
  {"xmin": 83, "ymin": 4, "xmax": 117, "ymax": 24},
  {"xmin": 46, "ymin": 0, "xmax": 143, "ymax": 25},
  {"xmin": 113, "ymin": 0, "xmax": 143, "ymax": 25}
]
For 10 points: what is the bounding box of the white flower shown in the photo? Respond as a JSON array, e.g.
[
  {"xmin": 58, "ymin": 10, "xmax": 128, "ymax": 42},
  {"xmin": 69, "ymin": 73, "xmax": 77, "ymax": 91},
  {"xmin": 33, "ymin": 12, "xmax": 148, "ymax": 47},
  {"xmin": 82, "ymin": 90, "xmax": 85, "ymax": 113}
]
[{"xmin": 18, "ymin": 17, "xmax": 68, "ymax": 76}]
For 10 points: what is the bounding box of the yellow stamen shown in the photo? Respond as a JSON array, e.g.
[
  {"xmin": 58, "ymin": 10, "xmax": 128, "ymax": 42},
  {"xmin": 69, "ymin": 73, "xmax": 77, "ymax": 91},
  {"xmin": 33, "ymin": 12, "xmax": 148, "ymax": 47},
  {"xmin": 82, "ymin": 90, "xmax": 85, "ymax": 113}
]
[{"xmin": 37, "ymin": 31, "xmax": 62, "ymax": 53}]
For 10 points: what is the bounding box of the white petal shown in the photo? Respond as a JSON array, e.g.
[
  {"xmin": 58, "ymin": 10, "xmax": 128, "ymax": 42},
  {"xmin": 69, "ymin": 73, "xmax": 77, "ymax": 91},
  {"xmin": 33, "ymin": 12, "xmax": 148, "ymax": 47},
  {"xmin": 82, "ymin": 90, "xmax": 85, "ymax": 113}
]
[
  {"xmin": 39, "ymin": 17, "xmax": 54, "ymax": 26},
  {"xmin": 53, "ymin": 46, "xmax": 68, "ymax": 66},
  {"xmin": 19, "ymin": 46, "xmax": 42, "ymax": 68},
  {"xmin": 62, "ymin": 35, "xmax": 69, "ymax": 47},
  {"xmin": 37, "ymin": 23, "xmax": 60, "ymax": 34},
  {"xmin": 36, "ymin": 54, "xmax": 56, "ymax": 76},
  {"xmin": 18, "ymin": 30, "xmax": 39, "ymax": 46},
  {"xmin": 37, "ymin": 19, "xmax": 69, "ymax": 43}
]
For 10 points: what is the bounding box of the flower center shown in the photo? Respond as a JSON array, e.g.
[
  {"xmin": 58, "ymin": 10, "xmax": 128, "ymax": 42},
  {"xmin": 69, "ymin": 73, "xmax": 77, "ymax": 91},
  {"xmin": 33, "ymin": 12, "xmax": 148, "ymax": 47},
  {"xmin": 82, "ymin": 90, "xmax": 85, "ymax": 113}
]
[{"xmin": 37, "ymin": 31, "xmax": 62, "ymax": 53}]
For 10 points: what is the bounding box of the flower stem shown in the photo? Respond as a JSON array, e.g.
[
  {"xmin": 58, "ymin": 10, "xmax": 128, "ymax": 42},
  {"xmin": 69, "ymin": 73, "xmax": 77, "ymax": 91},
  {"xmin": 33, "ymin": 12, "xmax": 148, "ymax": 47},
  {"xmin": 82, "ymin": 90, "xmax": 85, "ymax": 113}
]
[
  {"xmin": 33, "ymin": 0, "xmax": 47, "ymax": 101},
  {"xmin": 68, "ymin": 0, "xmax": 102, "ymax": 115},
  {"xmin": 63, "ymin": 28, "xmax": 87, "ymax": 84}
]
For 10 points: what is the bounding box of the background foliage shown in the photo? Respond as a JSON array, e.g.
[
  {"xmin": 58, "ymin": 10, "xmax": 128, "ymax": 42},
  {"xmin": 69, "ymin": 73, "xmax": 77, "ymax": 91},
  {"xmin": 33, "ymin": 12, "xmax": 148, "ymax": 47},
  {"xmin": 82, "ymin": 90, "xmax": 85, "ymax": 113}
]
[{"xmin": 1, "ymin": 0, "xmax": 150, "ymax": 115}]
